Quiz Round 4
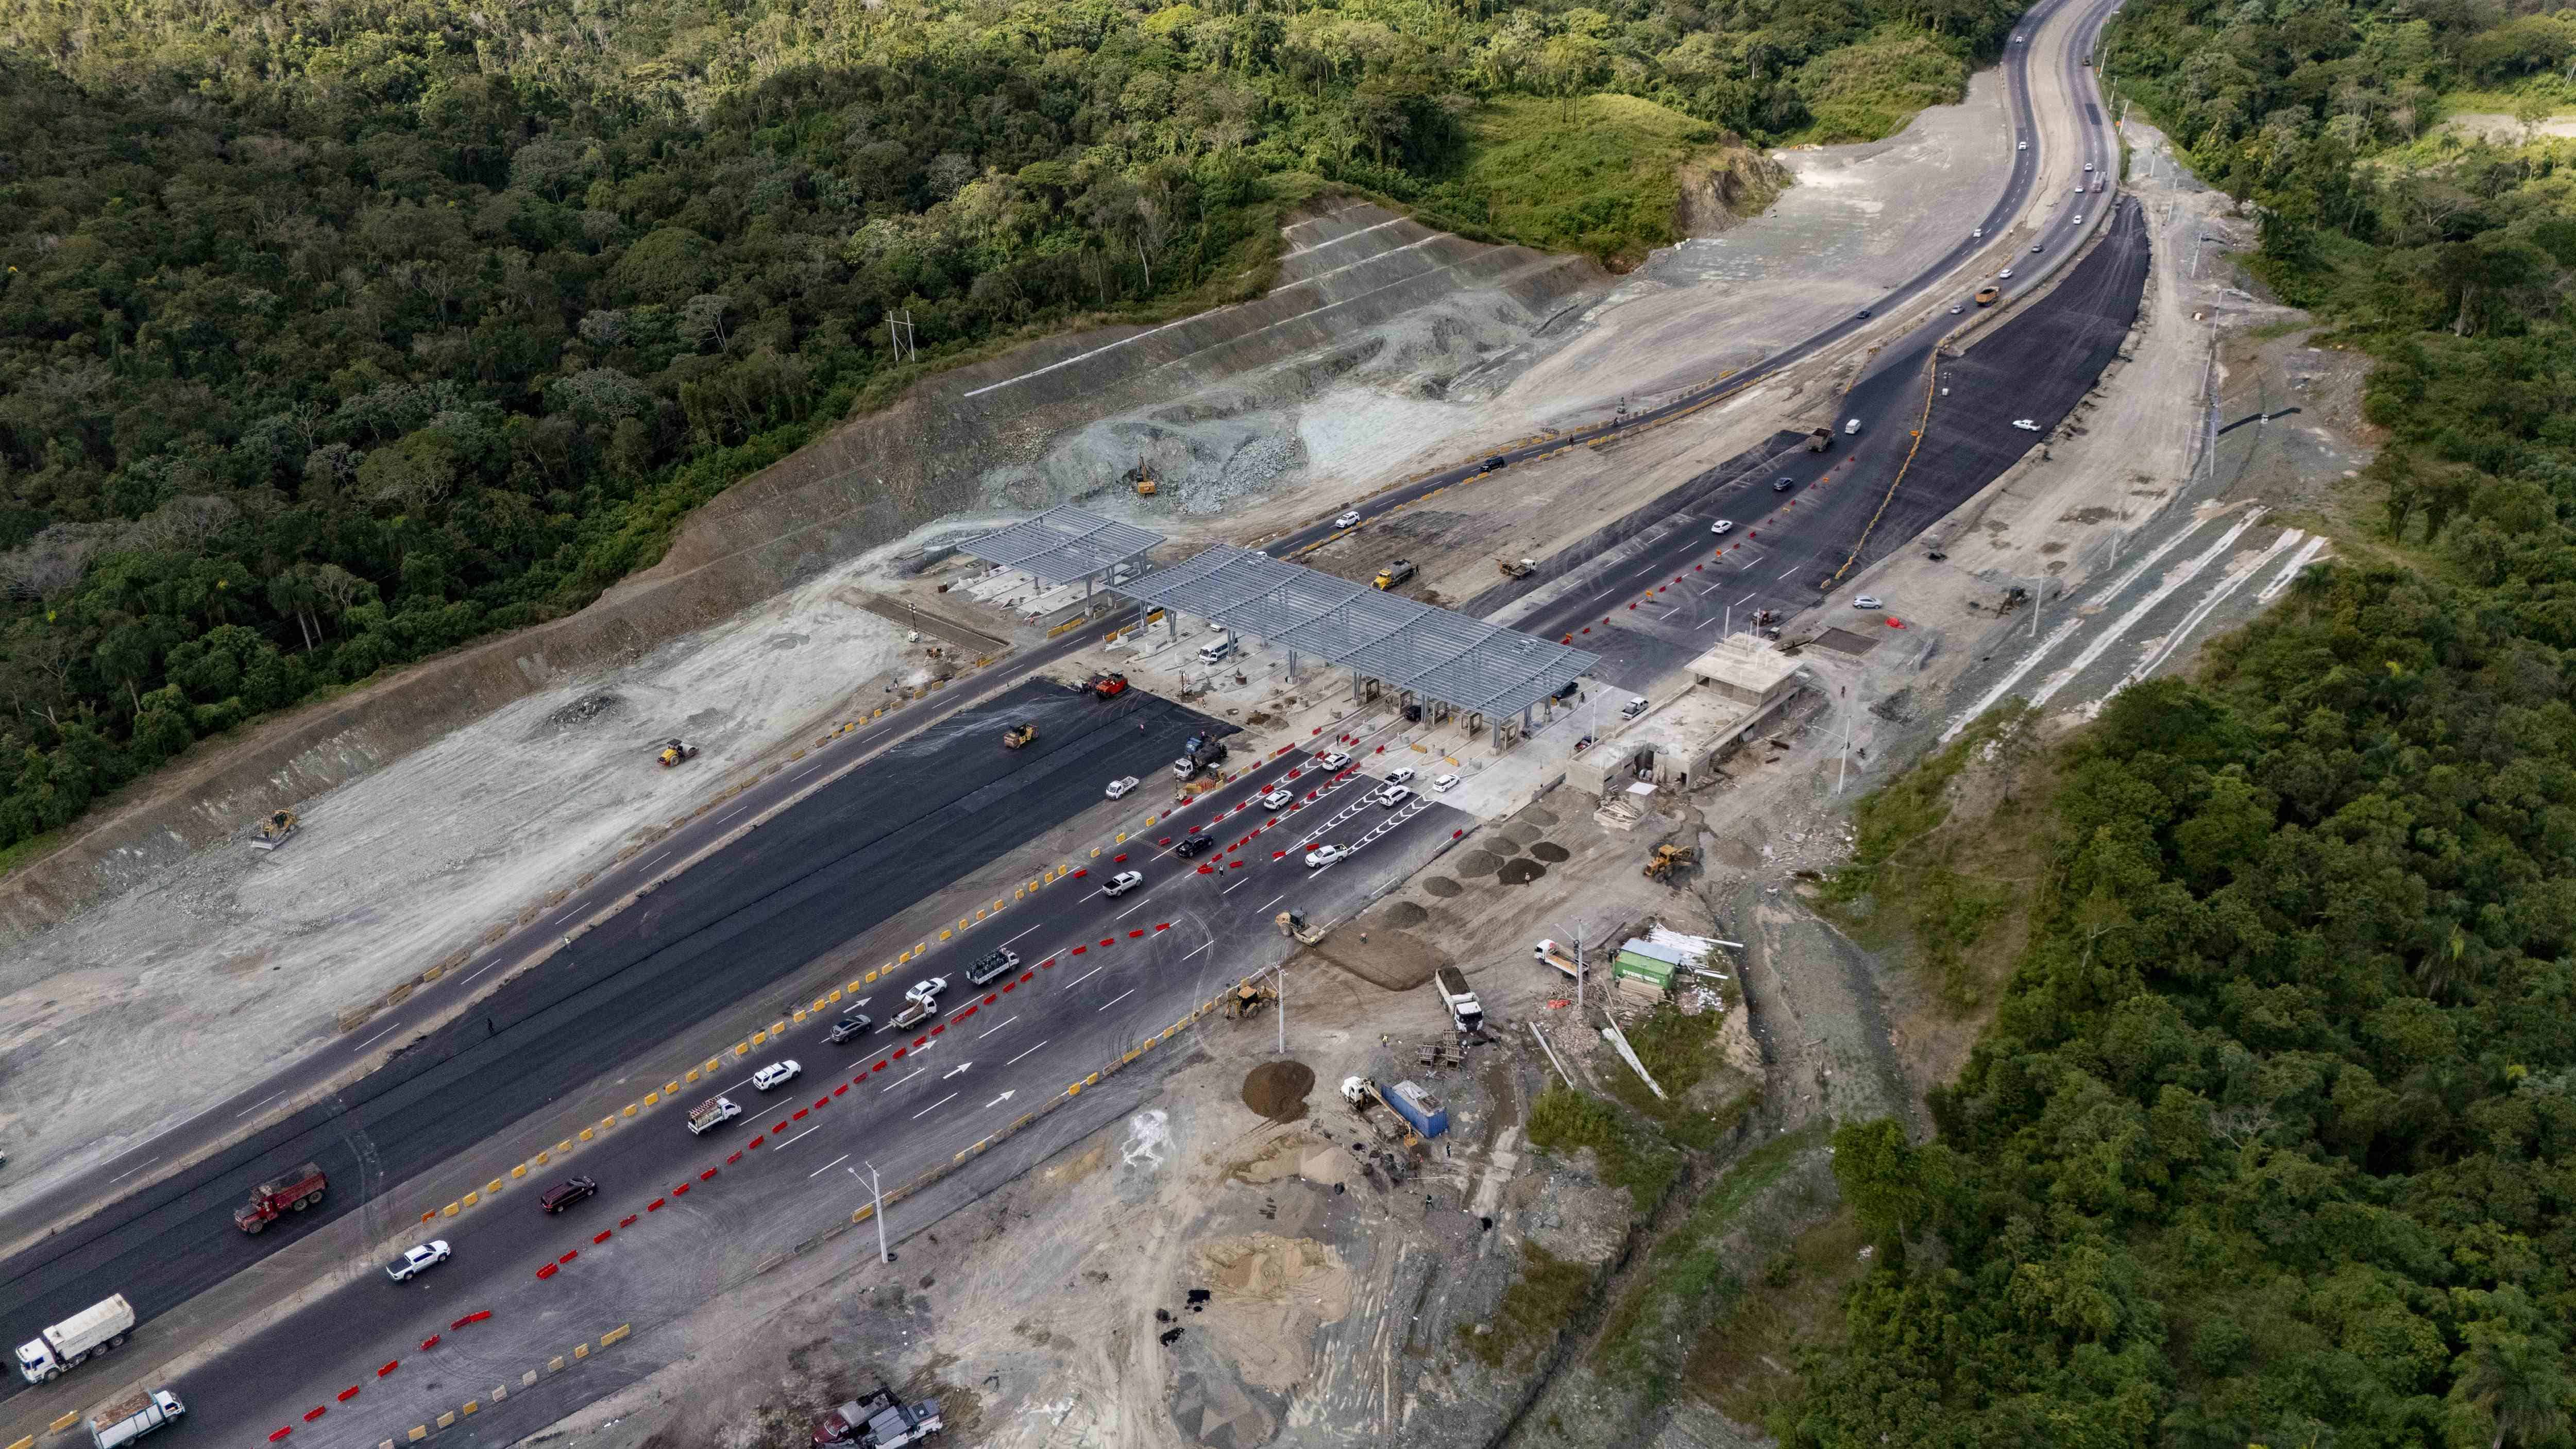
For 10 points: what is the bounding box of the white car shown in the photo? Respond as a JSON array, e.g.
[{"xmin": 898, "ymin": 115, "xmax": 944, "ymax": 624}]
[
  {"xmin": 1260, "ymin": 787, "xmax": 1295, "ymax": 810},
  {"xmin": 1106, "ymin": 776, "xmax": 1139, "ymax": 800},
  {"xmin": 1973, "ymin": 227, "xmax": 1984, "ymax": 237},
  {"xmin": 753, "ymin": 1060, "xmax": 801, "ymax": 1091},
  {"xmin": 2012, "ymin": 419, "xmax": 2042, "ymax": 432},
  {"xmin": 1620, "ymin": 696, "xmax": 1649, "ymax": 719},
  {"xmin": 2018, "ymin": 140, "xmax": 2028, "ymax": 150},
  {"xmin": 1304, "ymin": 844, "xmax": 1349, "ymax": 868},
  {"xmin": 2031, "ymin": 244, "xmax": 2044, "ymax": 253},
  {"xmin": 387, "ymin": 1240, "xmax": 451, "ymax": 1282},
  {"xmin": 1316, "ymin": 751, "xmax": 1352, "ymax": 770},
  {"xmin": 1949, "ymin": 305, "xmax": 1963, "ymax": 314},
  {"xmin": 905, "ymin": 976, "xmax": 947, "ymax": 1006},
  {"xmin": 1710, "ymin": 519, "xmax": 1735, "ymax": 535},
  {"xmin": 1334, "ymin": 510, "xmax": 1362, "ymax": 529},
  {"xmin": 1383, "ymin": 766, "xmax": 1415, "ymax": 785},
  {"xmin": 2083, "ymin": 163, "xmax": 2095, "ymax": 172},
  {"xmin": 1853, "ymin": 596, "xmax": 1883, "ymax": 610},
  {"xmin": 1432, "ymin": 773, "xmax": 1460, "ymax": 793},
  {"xmin": 1375, "ymin": 785, "xmax": 1414, "ymax": 808},
  {"xmin": 1102, "ymin": 870, "xmax": 1145, "ymax": 897},
  {"xmin": 2073, "ymin": 215, "xmax": 2083, "ymax": 224},
  {"xmin": 1999, "ymin": 268, "xmax": 2014, "ymax": 279}
]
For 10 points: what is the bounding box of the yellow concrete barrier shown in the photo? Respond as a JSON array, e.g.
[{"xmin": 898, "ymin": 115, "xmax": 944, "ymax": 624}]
[
  {"xmin": 1068, "ymin": 1082, "xmax": 1082, "ymax": 1096},
  {"xmin": 992, "ymin": 899, "xmax": 1004, "ymax": 912},
  {"xmin": 488, "ymin": 1178, "xmax": 505, "ymax": 1193},
  {"xmin": 1086, "ymin": 1072, "xmax": 1100, "ymax": 1084},
  {"xmin": 462, "ymin": 1401, "xmax": 479, "ymax": 1417},
  {"xmin": 443, "ymin": 1202, "xmax": 459, "ymax": 1217},
  {"xmin": 853, "ymin": 1203, "xmax": 875, "ymax": 1222},
  {"xmin": 461, "ymin": 1191, "xmax": 479, "ymax": 1207},
  {"xmin": 557, "ymin": 1138, "xmax": 573, "ymax": 1153},
  {"xmin": 602, "ymin": 1323, "xmax": 632, "ymax": 1346},
  {"xmin": 914, "ymin": 943, "xmax": 926, "ymax": 956},
  {"xmin": 437, "ymin": 1413, "xmax": 455, "ymax": 1430},
  {"xmin": 828, "ymin": 988, "xmax": 843, "ymax": 1003},
  {"xmin": 771, "ymin": 1020, "xmax": 786, "ymax": 1035},
  {"xmin": 409, "ymin": 1427, "xmax": 429, "ymax": 1442},
  {"xmin": 548, "ymin": 1356, "xmax": 566, "ymax": 1373},
  {"xmin": 14, "ymin": 1431, "xmax": 46, "ymax": 1449},
  {"xmin": 750, "ymin": 1029, "xmax": 767, "ymax": 1046},
  {"xmin": 792, "ymin": 1009, "xmax": 807, "ymax": 1023},
  {"xmin": 533, "ymin": 1151, "xmax": 549, "ymax": 1165},
  {"xmin": 600, "ymin": 1116, "xmax": 615, "ymax": 1132},
  {"xmin": 49, "ymin": 1413, "xmax": 80, "ymax": 1434},
  {"xmin": 574, "ymin": 1343, "xmax": 590, "ymax": 1360},
  {"xmin": 735, "ymin": 1043, "xmax": 751, "ymax": 1056},
  {"xmin": 812, "ymin": 997, "xmax": 828, "ymax": 1012},
  {"xmin": 1115, "ymin": 833, "xmax": 1126, "ymax": 844},
  {"xmin": 665, "ymin": 1081, "xmax": 680, "ymax": 1096},
  {"xmin": 939, "ymin": 929, "xmax": 952, "ymax": 941},
  {"xmin": 684, "ymin": 1069, "xmax": 699, "ymax": 1084},
  {"xmin": 624, "ymin": 1103, "xmax": 639, "ymax": 1116},
  {"xmin": 512, "ymin": 1164, "xmax": 528, "ymax": 1179},
  {"xmin": 579, "ymin": 1127, "xmax": 594, "ymax": 1141},
  {"xmin": 642, "ymin": 1091, "xmax": 659, "ymax": 1106}
]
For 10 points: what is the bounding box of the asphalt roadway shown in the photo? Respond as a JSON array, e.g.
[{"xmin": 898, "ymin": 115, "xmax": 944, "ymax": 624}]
[
  {"xmin": 8, "ymin": 737, "xmax": 1462, "ymax": 1445},
  {"xmin": 0, "ymin": 679, "xmax": 1234, "ymax": 1399}
]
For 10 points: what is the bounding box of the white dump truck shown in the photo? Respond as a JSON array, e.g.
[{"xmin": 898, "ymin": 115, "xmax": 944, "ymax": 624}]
[
  {"xmin": 686, "ymin": 1096, "xmax": 741, "ymax": 1135},
  {"xmin": 1433, "ymin": 966, "xmax": 1486, "ymax": 1035},
  {"xmin": 15, "ymin": 1292, "xmax": 135, "ymax": 1383},
  {"xmin": 89, "ymin": 1388, "xmax": 185, "ymax": 1449}
]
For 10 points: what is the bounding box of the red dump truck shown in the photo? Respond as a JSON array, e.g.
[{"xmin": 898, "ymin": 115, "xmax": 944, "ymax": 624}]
[{"xmin": 233, "ymin": 1161, "xmax": 327, "ymax": 1233}]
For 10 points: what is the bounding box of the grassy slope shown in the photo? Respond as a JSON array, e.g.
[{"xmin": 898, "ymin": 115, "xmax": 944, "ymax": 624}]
[
  {"xmin": 1455, "ymin": 93, "xmax": 1727, "ymax": 268},
  {"xmin": 1792, "ymin": 29, "xmax": 1973, "ymax": 145}
]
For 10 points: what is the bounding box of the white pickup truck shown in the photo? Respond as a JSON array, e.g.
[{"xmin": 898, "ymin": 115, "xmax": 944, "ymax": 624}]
[{"xmin": 686, "ymin": 1096, "xmax": 741, "ymax": 1135}]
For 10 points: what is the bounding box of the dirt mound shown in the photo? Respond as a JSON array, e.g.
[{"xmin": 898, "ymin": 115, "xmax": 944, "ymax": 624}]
[
  {"xmin": 1420, "ymin": 877, "xmax": 1462, "ymax": 898},
  {"xmin": 1318, "ymin": 926, "xmax": 1440, "ymax": 990},
  {"xmin": 546, "ymin": 693, "xmax": 623, "ymax": 728},
  {"xmin": 1488, "ymin": 837, "xmax": 1524, "ymax": 857},
  {"xmin": 1454, "ymin": 850, "xmax": 1502, "ymax": 876},
  {"xmin": 1522, "ymin": 807, "xmax": 1560, "ymax": 826},
  {"xmin": 1379, "ymin": 900, "xmax": 1430, "ymax": 927},
  {"xmin": 1498, "ymin": 858, "xmax": 1547, "ymax": 885},
  {"xmin": 1241, "ymin": 1061, "xmax": 1316, "ymax": 1122},
  {"xmin": 1502, "ymin": 824, "xmax": 1542, "ymax": 844},
  {"xmin": 1530, "ymin": 842, "xmax": 1571, "ymax": 862}
]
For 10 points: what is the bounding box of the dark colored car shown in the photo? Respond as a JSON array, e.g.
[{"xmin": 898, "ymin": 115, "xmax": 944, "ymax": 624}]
[
  {"xmin": 1175, "ymin": 834, "xmax": 1216, "ymax": 858},
  {"xmin": 1479, "ymin": 456, "xmax": 1507, "ymax": 473},
  {"xmin": 538, "ymin": 1177, "xmax": 598, "ymax": 1214},
  {"xmin": 1772, "ymin": 478, "xmax": 1795, "ymax": 493},
  {"xmin": 1855, "ymin": 309, "xmax": 1871, "ymax": 319},
  {"xmin": 826, "ymin": 1013, "xmax": 873, "ymax": 1044}
]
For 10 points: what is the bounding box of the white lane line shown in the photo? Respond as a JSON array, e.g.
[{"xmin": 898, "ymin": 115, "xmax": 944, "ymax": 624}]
[
  {"xmin": 1736, "ymin": 591, "xmax": 1757, "ymax": 606},
  {"xmin": 776, "ymin": 1124, "xmax": 822, "ymax": 1150},
  {"xmin": 981, "ymin": 1015, "xmax": 1016, "ymax": 1038},
  {"xmin": 912, "ymin": 1092, "xmax": 958, "ymax": 1120},
  {"xmin": 1003, "ymin": 922, "xmax": 1046, "ymax": 947},
  {"xmin": 1066, "ymin": 965, "xmax": 1105, "ymax": 990},
  {"xmin": 1007, "ymin": 1038, "xmax": 1053, "ymax": 1065},
  {"xmin": 1097, "ymin": 988, "xmax": 1135, "ymax": 1013},
  {"xmin": 1116, "ymin": 897, "xmax": 1151, "ymax": 918},
  {"xmin": 810, "ymin": 1153, "xmax": 850, "ymax": 1179},
  {"xmin": 640, "ymin": 848, "xmax": 674, "ymax": 873},
  {"xmin": 352, "ymin": 1022, "xmax": 403, "ymax": 1052},
  {"xmin": 1260, "ymin": 894, "xmax": 1285, "ymax": 911},
  {"xmin": 1222, "ymin": 877, "xmax": 1250, "ymax": 894},
  {"xmin": 1186, "ymin": 941, "xmax": 1215, "ymax": 959},
  {"xmin": 109, "ymin": 1159, "xmax": 157, "ymax": 1184},
  {"xmin": 1778, "ymin": 564, "xmax": 1804, "ymax": 579},
  {"xmin": 880, "ymin": 1065, "xmax": 926, "ymax": 1092},
  {"xmin": 459, "ymin": 952, "xmax": 514, "ymax": 984},
  {"xmin": 236, "ymin": 1090, "xmax": 289, "ymax": 1118}
]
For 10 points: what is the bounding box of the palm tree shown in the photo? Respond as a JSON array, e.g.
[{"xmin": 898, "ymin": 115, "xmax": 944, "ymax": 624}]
[{"xmin": 2453, "ymin": 1332, "xmax": 2572, "ymax": 1449}]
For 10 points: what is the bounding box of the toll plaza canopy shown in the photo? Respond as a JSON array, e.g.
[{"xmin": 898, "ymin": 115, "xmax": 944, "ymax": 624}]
[
  {"xmin": 958, "ymin": 504, "xmax": 1165, "ymax": 588},
  {"xmin": 1121, "ymin": 544, "xmax": 1600, "ymax": 723}
]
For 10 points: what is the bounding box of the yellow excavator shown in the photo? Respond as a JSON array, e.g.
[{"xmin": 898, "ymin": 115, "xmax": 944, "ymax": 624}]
[{"xmin": 249, "ymin": 809, "xmax": 299, "ymax": 852}]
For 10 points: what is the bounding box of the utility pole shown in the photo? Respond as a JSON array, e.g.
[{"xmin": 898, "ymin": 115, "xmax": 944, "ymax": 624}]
[
  {"xmin": 1275, "ymin": 961, "xmax": 1286, "ymax": 1056},
  {"xmin": 852, "ymin": 1163, "xmax": 893, "ymax": 1264},
  {"xmin": 1555, "ymin": 922, "xmax": 1588, "ymax": 1016},
  {"xmin": 889, "ymin": 309, "xmax": 918, "ymax": 365},
  {"xmin": 2029, "ymin": 576, "xmax": 2046, "ymax": 640},
  {"xmin": 1836, "ymin": 684, "xmax": 1853, "ymax": 795}
]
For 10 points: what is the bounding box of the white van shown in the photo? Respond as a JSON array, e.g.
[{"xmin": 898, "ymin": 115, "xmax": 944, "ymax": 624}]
[
  {"xmin": 1196, "ymin": 636, "xmax": 1235, "ymax": 664},
  {"xmin": 1843, "ymin": 418, "xmax": 1862, "ymax": 436}
]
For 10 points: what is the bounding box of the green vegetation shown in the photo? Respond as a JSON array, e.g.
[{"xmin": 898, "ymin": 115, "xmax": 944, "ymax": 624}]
[
  {"xmin": 1792, "ymin": 28, "xmax": 1972, "ymax": 143},
  {"xmin": 1686, "ymin": 1207, "xmax": 1871, "ymax": 1423},
  {"xmin": 1594, "ymin": 1123, "xmax": 1827, "ymax": 1398},
  {"xmin": 0, "ymin": 0, "xmax": 2030, "ymax": 859},
  {"xmin": 1528, "ymin": 1082, "xmax": 1684, "ymax": 1209},
  {"xmin": 1598, "ymin": 1001, "xmax": 1755, "ymax": 1149},
  {"xmin": 1460, "ymin": 1241, "xmax": 1598, "ymax": 1370}
]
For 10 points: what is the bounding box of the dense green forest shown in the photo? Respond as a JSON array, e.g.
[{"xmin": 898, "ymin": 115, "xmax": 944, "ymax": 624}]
[
  {"xmin": 1782, "ymin": 1, "xmax": 2576, "ymax": 1444},
  {"xmin": 0, "ymin": 0, "xmax": 2019, "ymax": 859}
]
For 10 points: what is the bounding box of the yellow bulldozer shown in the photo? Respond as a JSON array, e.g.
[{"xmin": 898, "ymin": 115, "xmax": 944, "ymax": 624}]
[
  {"xmin": 1223, "ymin": 978, "xmax": 1279, "ymax": 1019},
  {"xmin": 249, "ymin": 809, "xmax": 299, "ymax": 852},
  {"xmin": 1643, "ymin": 842, "xmax": 1696, "ymax": 880},
  {"xmin": 1003, "ymin": 722, "xmax": 1039, "ymax": 749}
]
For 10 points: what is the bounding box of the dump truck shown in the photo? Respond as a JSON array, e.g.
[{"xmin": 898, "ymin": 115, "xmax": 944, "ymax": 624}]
[
  {"xmin": 14, "ymin": 1293, "xmax": 134, "ymax": 1384},
  {"xmin": 814, "ymin": 1389, "xmax": 945, "ymax": 1446},
  {"xmin": 1433, "ymin": 966, "xmax": 1486, "ymax": 1035},
  {"xmin": 1805, "ymin": 427, "xmax": 1833, "ymax": 452},
  {"xmin": 1975, "ymin": 285, "xmax": 2001, "ymax": 306},
  {"xmin": 1087, "ymin": 672, "xmax": 1129, "ymax": 700},
  {"xmin": 1643, "ymin": 842, "xmax": 1695, "ymax": 881},
  {"xmin": 88, "ymin": 1388, "xmax": 184, "ymax": 1449},
  {"xmin": 1002, "ymin": 722, "xmax": 1038, "ymax": 749},
  {"xmin": 1172, "ymin": 735, "xmax": 1230, "ymax": 780},
  {"xmin": 657, "ymin": 738, "xmax": 700, "ymax": 767},
  {"xmin": 1372, "ymin": 559, "xmax": 1417, "ymax": 590},
  {"xmin": 249, "ymin": 808, "xmax": 298, "ymax": 851},
  {"xmin": 1497, "ymin": 557, "xmax": 1536, "ymax": 579},
  {"xmin": 233, "ymin": 1161, "xmax": 327, "ymax": 1233},
  {"xmin": 686, "ymin": 1096, "xmax": 741, "ymax": 1136}
]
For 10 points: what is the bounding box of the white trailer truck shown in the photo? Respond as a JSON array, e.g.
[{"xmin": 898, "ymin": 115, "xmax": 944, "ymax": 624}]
[
  {"xmin": 15, "ymin": 1293, "xmax": 135, "ymax": 1383},
  {"xmin": 89, "ymin": 1388, "xmax": 185, "ymax": 1448}
]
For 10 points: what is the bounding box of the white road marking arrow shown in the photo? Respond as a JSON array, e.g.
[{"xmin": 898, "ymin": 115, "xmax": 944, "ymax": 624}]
[
  {"xmin": 985, "ymin": 1089, "xmax": 1018, "ymax": 1108},
  {"xmin": 943, "ymin": 1061, "xmax": 974, "ymax": 1079}
]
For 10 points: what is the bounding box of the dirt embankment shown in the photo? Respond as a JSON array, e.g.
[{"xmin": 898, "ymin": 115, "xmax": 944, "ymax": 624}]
[
  {"xmin": 1676, "ymin": 148, "xmax": 1792, "ymax": 236},
  {"xmin": 0, "ymin": 199, "xmax": 1602, "ymax": 944}
]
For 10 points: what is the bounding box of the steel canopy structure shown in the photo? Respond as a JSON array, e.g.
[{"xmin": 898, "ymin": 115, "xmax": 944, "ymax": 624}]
[
  {"xmin": 958, "ymin": 505, "xmax": 1165, "ymax": 589},
  {"xmin": 1122, "ymin": 545, "xmax": 1599, "ymax": 726}
]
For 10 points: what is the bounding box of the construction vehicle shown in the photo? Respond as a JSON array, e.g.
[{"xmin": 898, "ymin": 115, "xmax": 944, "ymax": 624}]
[
  {"xmin": 686, "ymin": 1096, "xmax": 741, "ymax": 1136},
  {"xmin": 657, "ymin": 738, "xmax": 700, "ymax": 768},
  {"xmin": 1532, "ymin": 939, "xmax": 1584, "ymax": 982},
  {"xmin": 1975, "ymin": 285, "xmax": 2001, "ymax": 306},
  {"xmin": 232, "ymin": 1161, "xmax": 327, "ymax": 1234},
  {"xmin": 1173, "ymin": 732, "xmax": 1229, "ymax": 780},
  {"xmin": 249, "ymin": 809, "xmax": 298, "ymax": 851},
  {"xmin": 1341, "ymin": 1077, "xmax": 1448, "ymax": 1144},
  {"xmin": 1497, "ymin": 557, "xmax": 1536, "ymax": 579},
  {"xmin": 1276, "ymin": 910, "xmax": 1326, "ymax": 945},
  {"xmin": 1805, "ymin": 428, "xmax": 1833, "ymax": 452},
  {"xmin": 1087, "ymin": 672, "xmax": 1129, "ymax": 700},
  {"xmin": 814, "ymin": 1389, "xmax": 945, "ymax": 1446},
  {"xmin": 87, "ymin": 1388, "xmax": 184, "ymax": 1449},
  {"xmin": 14, "ymin": 1293, "xmax": 134, "ymax": 1384},
  {"xmin": 889, "ymin": 997, "xmax": 936, "ymax": 1032},
  {"xmin": 1002, "ymin": 722, "xmax": 1038, "ymax": 749},
  {"xmin": 1223, "ymin": 978, "xmax": 1279, "ymax": 1019},
  {"xmin": 1644, "ymin": 842, "xmax": 1696, "ymax": 881},
  {"xmin": 1372, "ymin": 559, "xmax": 1417, "ymax": 590},
  {"xmin": 1434, "ymin": 966, "xmax": 1486, "ymax": 1035}
]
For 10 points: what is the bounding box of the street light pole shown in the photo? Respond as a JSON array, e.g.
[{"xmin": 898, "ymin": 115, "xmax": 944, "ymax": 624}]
[
  {"xmin": 852, "ymin": 1163, "xmax": 892, "ymax": 1264},
  {"xmin": 1275, "ymin": 960, "xmax": 1287, "ymax": 1056}
]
